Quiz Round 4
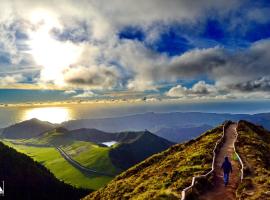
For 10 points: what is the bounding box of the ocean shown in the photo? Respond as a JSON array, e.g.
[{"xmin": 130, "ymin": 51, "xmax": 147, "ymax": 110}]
[{"xmin": 1, "ymin": 100, "xmax": 270, "ymax": 128}]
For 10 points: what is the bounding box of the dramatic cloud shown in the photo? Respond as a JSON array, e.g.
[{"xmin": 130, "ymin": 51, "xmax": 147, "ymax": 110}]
[
  {"xmin": 229, "ymin": 77, "xmax": 270, "ymax": 92},
  {"xmin": 63, "ymin": 65, "xmax": 120, "ymax": 89},
  {"xmin": 0, "ymin": 0, "xmax": 270, "ymax": 100}
]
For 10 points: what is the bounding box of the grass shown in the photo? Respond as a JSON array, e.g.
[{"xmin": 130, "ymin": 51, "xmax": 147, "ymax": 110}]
[
  {"xmin": 1, "ymin": 129, "xmax": 121, "ymax": 189},
  {"xmin": 2, "ymin": 140, "xmax": 113, "ymax": 190},
  {"xmin": 84, "ymin": 125, "xmax": 224, "ymax": 200},
  {"xmin": 61, "ymin": 141, "xmax": 121, "ymax": 175},
  {"xmin": 0, "ymin": 141, "xmax": 89, "ymax": 199},
  {"xmin": 236, "ymin": 120, "xmax": 270, "ymax": 200}
]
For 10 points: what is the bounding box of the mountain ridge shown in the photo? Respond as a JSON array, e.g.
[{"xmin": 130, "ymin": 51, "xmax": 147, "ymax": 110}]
[
  {"xmin": 84, "ymin": 125, "xmax": 224, "ymax": 199},
  {"xmin": 1, "ymin": 118, "xmax": 56, "ymax": 139},
  {"xmin": 83, "ymin": 120, "xmax": 270, "ymax": 199}
]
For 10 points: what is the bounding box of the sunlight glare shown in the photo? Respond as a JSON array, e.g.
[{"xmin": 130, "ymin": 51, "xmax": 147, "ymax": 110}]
[
  {"xmin": 24, "ymin": 107, "xmax": 71, "ymax": 124},
  {"xmin": 28, "ymin": 9, "xmax": 82, "ymax": 86}
]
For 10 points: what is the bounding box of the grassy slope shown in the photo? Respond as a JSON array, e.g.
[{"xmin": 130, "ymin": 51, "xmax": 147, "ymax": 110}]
[
  {"xmin": 2, "ymin": 140, "xmax": 112, "ymax": 190},
  {"xmin": 62, "ymin": 141, "xmax": 121, "ymax": 175},
  {"xmin": 236, "ymin": 120, "xmax": 270, "ymax": 200},
  {"xmin": 1, "ymin": 129, "xmax": 174, "ymax": 191},
  {"xmin": 84, "ymin": 126, "xmax": 223, "ymax": 200},
  {"xmin": 0, "ymin": 141, "xmax": 89, "ymax": 200}
]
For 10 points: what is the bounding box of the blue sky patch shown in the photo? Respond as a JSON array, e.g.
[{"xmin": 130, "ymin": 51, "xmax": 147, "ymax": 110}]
[{"xmin": 119, "ymin": 26, "xmax": 145, "ymax": 41}]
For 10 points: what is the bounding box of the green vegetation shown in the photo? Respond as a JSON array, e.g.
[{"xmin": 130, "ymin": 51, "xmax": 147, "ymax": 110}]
[
  {"xmin": 10, "ymin": 128, "xmax": 73, "ymax": 146},
  {"xmin": 109, "ymin": 131, "xmax": 174, "ymax": 170},
  {"xmin": 84, "ymin": 126, "xmax": 223, "ymax": 200},
  {"xmin": 2, "ymin": 140, "xmax": 113, "ymax": 190},
  {"xmin": 1, "ymin": 122, "xmax": 175, "ymax": 193},
  {"xmin": 0, "ymin": 141, "xmax": 89, "ymax": 200},
  {"xmin": 236, "ymin": 120, "xmax": 270, "ymax": 200},
  {"xmin": 62, "ymin": 141, "xmax": 121, "ymax": 175}
]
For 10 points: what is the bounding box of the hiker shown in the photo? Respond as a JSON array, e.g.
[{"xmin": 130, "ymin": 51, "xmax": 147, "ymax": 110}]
[{"xmin": 221, "ymin": 156, "xmax": 233, "ymax": 186}]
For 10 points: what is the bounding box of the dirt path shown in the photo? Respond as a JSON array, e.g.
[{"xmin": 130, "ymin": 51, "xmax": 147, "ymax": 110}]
[{"xmin": 199, "ymin": 123, "xmax": 240, "ymax": 200}]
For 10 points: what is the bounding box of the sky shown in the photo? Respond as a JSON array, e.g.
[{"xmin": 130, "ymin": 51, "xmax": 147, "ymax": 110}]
[{"xmin": 1, "ymin": 0, "xmax": 270, "ymax": 103}]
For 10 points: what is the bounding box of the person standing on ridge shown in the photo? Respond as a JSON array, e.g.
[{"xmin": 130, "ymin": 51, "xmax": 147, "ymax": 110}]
[{"xmin": 221, "ymin": 156, "xmax": 233, "ymax": 186}]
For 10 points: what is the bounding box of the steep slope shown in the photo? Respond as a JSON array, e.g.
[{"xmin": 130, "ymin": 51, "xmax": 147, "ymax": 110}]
[
  {"xmin": 0, "ymin": 141, "xmax": 89, "ymax": 200},
  {"xmin": 236, "ymin": 120, "xmax": 270, "ymax": 199},
  {"xmin": 1, "ymin": 118, "xmax": 56, "ymax": 139},
  {"xmin": 109, "ymin": 131, "xmax": 174, "ymax": 170},
  {"xmin": 84, "ymin": 125, "xmax": 223, "ymax": 200},
  {"xmin": 155, "ymin": 124, "xmax": 213, "ymax": 143}
]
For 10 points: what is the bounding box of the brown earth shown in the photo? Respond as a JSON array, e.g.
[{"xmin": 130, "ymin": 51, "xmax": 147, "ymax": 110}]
[{"xmin": 199, "ymin": 123, "xmax": 241, "ymax": 200}]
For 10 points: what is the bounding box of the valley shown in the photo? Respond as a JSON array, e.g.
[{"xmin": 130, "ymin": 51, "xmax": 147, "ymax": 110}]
[
  {"xmin": 0, "ymin": 118, "xmax": 173, "ymax": 190},
  {"xmin": 1, "ymin": 113, "xmax": 270, "ymax": 199}
]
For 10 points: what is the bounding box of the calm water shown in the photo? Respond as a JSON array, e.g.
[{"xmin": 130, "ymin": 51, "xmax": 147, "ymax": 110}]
[
  {"xmin": 102, "ymin": 141, "xmax": 117, "ymax": 147},
  {"xmin": 1, "ymin": 100, "xmax": 270, "ymax": 128}
]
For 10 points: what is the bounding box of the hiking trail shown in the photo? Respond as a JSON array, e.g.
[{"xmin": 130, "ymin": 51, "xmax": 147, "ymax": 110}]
[{"xmin": 199, "ymin": 123, "xmax": 240, "ymax": 200}]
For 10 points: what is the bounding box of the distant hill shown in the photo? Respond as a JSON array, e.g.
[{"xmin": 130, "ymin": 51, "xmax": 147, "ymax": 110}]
[
  {"xmin": 61, "ymin": 112, "xmax": 242, "ymax": 132},
  {"xmin": 109, "ymin": 131, "xmax": 174, "ymax": 170},
  {"xmin": 27, "ymin": 128, "xmax": 174, "ymax": 170},
  {"xmin": 69, "ymin": 128, "xmax": 115, "ymax": 143},
  {"xmin": 4, "ymin": 112, "xmax": 270, "ymax": 141},
  {"xmin": 1, "ymin": 118, "xmax": 56, "ymax": 139},
  {"xmin": 61, "ymin": 111, "xmax": 270, "ymax": 134},
  {"xmin": 155, "ymin": 124, "xmax": 213, "ymax": 143},
  {"xmin": 0, "ymin": 141, "xmax": 89, "ymax": 200},
  {"xmin": 83, "ymin": 126, "xmax": 224, "ymax": 199}
]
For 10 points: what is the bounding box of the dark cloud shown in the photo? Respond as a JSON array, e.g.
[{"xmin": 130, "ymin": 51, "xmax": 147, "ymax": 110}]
[
  {"xmin": 63, "ymin": 65, "xmax": 120, "ymax": 89},
  {"xmin": 166, "ymin": 47, "xmax": 227, "ymax": 77},
  {"xmin": 229, "ymin": 77, "xmax": 270, "ymax": 92}
]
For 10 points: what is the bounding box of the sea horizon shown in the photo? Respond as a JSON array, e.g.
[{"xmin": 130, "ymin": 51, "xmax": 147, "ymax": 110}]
[{"xmin": 1, "ymin": 100, "xmax": 270, "ymax": 128}]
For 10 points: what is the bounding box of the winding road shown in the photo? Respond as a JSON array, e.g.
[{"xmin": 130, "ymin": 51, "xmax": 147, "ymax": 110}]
[
  {"xmin": 199, "ymin": 123, "xmax": 241, "ymax": 200},
  {"xmin": 56, "ymin": 147, "xmax": 115, "ymax": 177}
]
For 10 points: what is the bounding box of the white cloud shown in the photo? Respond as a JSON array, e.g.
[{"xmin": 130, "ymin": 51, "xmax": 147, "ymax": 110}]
[
  {"xmin": 0, "ymin": 0, "xmax": 270, "ymax": 101},
  {"xmin": 0, "ymin": 74, "xmax": 25, "ymax": 85},
  {"xmin": 166, "ymin": 81, "xmax": 218, "ymax": 98},
  {"xmin": 72, "ymin": 90, "xmax": 96, "ymax": 98}
]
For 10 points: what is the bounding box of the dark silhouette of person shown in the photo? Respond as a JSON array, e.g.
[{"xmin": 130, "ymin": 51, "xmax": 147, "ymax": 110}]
[{"xmin": 221, "ymin": 156, "xmax": 233, "ymax": 186}]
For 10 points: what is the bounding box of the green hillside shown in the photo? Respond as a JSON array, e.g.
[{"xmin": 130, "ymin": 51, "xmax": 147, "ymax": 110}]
[
  {"xmin": 2, "ymin": 140, "xmax": 114, "ymax": 190},
  {"xmin": 0, "ymin": 141, "xmax": 89, "ymax": 200},
  {"xmin": 62, "ymin": 141, "xmax": 120, "ymax": 175},
  {"xmin": 236, "ymin": 120, "xmax": 270, "ymax": 199},
  {"xmin": 2, "ymin": 127, "xmax": 173, "ymax": 190},
  {"xmin": 109, "ymin": 131, "xmax": 174, "ymax": 170},
  {"xmin": 84, "ymin": 125, "xmax": 223, "ymax": 199}
]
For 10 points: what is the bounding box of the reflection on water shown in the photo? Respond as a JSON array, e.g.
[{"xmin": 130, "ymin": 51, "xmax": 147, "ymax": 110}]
[
  {"xmin": 2, "ymin": 100, "xmax": 270, "ymax": 128},
  {"xmin": 102, "ymin": 141, "xmax": 117, "ymax": 147},
  {"xmin": 23, "ymin": 107, "xmax": 72, "ymax": 124}
]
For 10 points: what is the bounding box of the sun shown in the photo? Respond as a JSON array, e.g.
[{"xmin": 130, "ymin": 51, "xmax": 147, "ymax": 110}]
[
  {"xmin": 23, "ymin": 107, "xmax": 72, "ymax": 124},
  {"xmin": 28, "ymin": 9, "xmax": 82, "ymax": 86}
]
